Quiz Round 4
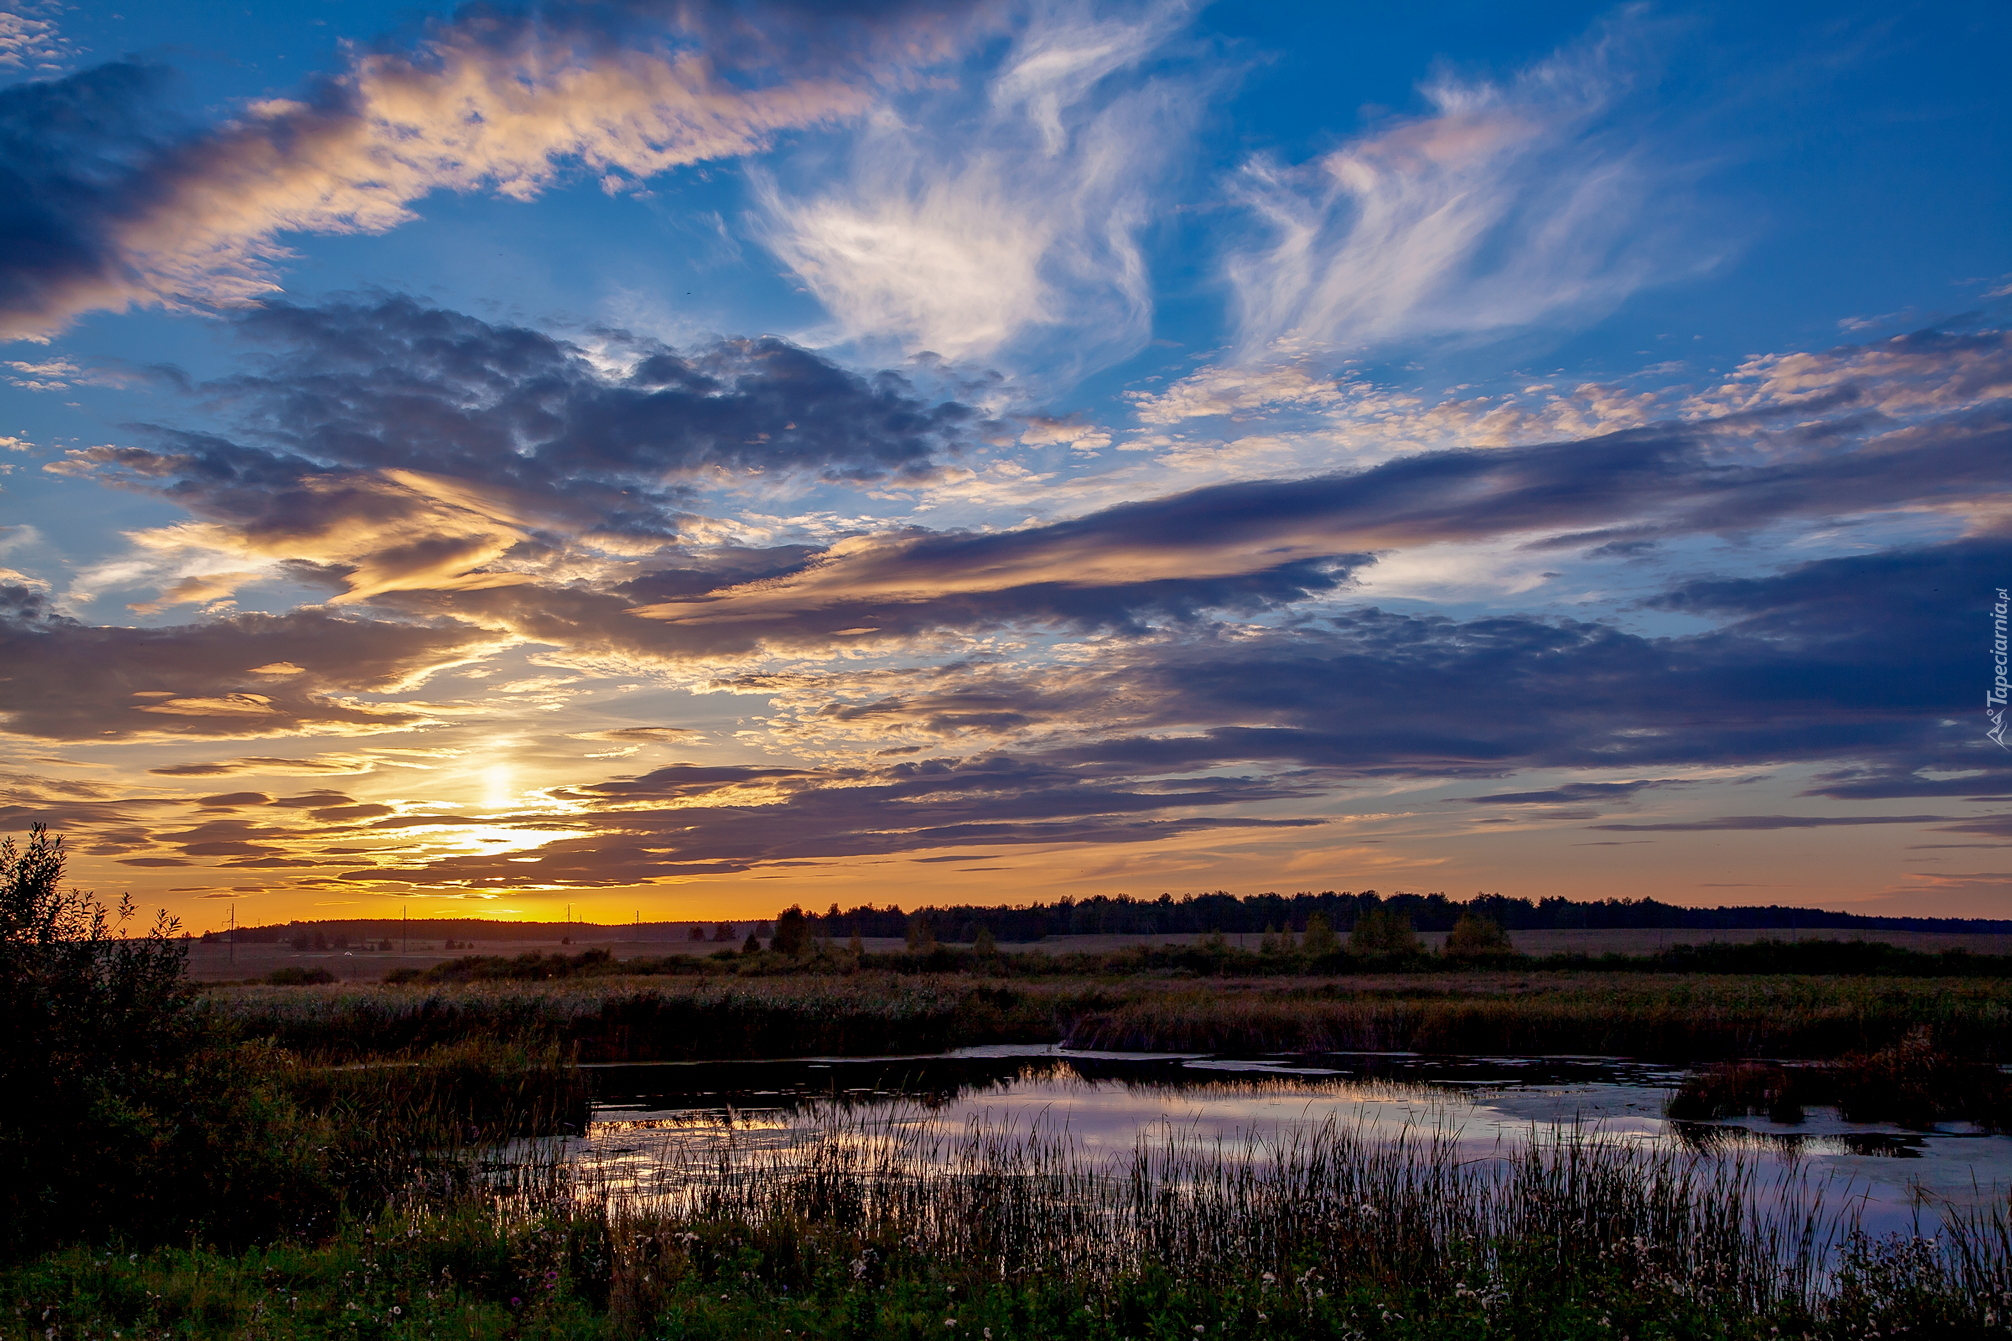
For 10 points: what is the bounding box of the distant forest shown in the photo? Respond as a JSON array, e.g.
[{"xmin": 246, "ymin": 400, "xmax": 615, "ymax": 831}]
[{"xmin": 220, "ymin": 890, "xmax": 2012, "ymax": 945}]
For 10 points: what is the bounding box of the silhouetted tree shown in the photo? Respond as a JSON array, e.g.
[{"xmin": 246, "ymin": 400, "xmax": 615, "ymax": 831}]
[{"xmin": 771, "ymin": 905, "xmax": 810, "ymax": 956}]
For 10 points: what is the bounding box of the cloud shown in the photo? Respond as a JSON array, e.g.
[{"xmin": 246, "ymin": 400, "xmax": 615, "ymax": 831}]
[
  {"xmin": 1587, "ymin": 815, "xmax": 1951, "ymax": 832},
  {"xmin": 0, "ymin": 581, "xmax": 498, "ymax": 740},
  {"xmin": 341, "ymin": 753, "xmax": 1322, "ymax": 887},
  {"xmin": 57, "ymin": 296, "xmax": 979, "ymax": 605},
  {"xmin": 1456, "ymin": 779, "xmax": 1689, "ymax": 805},
  {"xmin": 0, "ymin": 1, "xmax": 991, "ymax": 339},
  {"xmin": 741, "ymin": 534, "xmax": 2011, "ymax": 785},
  {"xmin": 0, "ymin": 4, "xmax": 68, "ymax": 74},
  {"xmin": 145, "ymin": 749, "xmax": 457, "ymax": 777},
  {"xmin": 1224, "ymin": 17, "xmax": 1689, "ymax": 360},
  {"xmin": 23, "ymin": 532, "xmax": 2006, "ymax": 889},
  {"xmin": 624, "ymin": 380, "xmax": 2012, "ymax": 644},
  {"xmin": 752, "ymin": 0, "xmax": 1198, "ymax": 370},
  {"xmin": 568, "ymin": 726, "xmax": 696, "ymax": 743}
]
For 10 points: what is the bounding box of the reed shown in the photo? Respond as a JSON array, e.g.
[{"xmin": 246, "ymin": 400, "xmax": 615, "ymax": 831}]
[
  {"xmin": 206, "ymin": 972, "xmax": 2012, "ymax": 1066},
  {"xmin": 206, "ymin": 974, "xmax": 1078, "ymax": 1062},
  {"xmin": 1060, "ymin": 976, "xmax": 2012, "ymax": 1059},
  {"xmin": 9, "ymin": 1113, "xmax": 2010, "ymax": 1338}
]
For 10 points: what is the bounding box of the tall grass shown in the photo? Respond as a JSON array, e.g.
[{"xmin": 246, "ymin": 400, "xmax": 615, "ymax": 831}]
[
  {"xmin": 208, "ymin": 974, "xmax": 1075, "ymax": 1062},
  {"xmin": 1061, "ymin": 976, "xmax": 2012, "ymax": 1059},
  {"xmin": 210, "ymin": 972, "xmax": 2012, "ymax": 1064},
  {"xmin": 15, "ymin": 1113, "xmax": 2012, "ymax": 1337}
]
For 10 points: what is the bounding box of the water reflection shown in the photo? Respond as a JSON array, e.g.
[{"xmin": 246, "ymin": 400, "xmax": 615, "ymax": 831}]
[{"xmin": 570, "ymin": 1045, "xmax": 2012, "ymax": 1229}]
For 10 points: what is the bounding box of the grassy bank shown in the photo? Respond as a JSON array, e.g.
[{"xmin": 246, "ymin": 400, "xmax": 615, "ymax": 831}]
[
  {"xmin": 8, "ymin": 1117, "xmax": 2011, "ymax": 1340},
  {"xmin": 208, "ymin": 971, "xmax": 2012, "ymax": 1064}
]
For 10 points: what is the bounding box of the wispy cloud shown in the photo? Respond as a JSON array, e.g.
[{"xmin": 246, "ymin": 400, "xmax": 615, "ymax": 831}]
[
  {"xmin": 752, "ymin": 0, "xmax": 1199, "ymax": 372},
  {"xmin": 1224, "ymin": 17, "xmax": 1692, "ymax": 361}
]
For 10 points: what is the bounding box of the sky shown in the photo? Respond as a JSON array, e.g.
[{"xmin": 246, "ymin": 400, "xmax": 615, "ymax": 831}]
[{"xmin": 0, "ymin": 0, "xmax": 2008, "ymax": 931}]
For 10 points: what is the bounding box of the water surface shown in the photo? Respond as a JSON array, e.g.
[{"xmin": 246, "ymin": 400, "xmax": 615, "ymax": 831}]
[{"xmin": 573, "ymin": 1045, "xmax": 2012, "ymax": 1232}]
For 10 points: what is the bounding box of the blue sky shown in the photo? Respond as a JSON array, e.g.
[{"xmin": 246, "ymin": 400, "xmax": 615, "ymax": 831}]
[{"xmin": 1, "ymin": 0, "xmax": 2007, "ymax": 927}]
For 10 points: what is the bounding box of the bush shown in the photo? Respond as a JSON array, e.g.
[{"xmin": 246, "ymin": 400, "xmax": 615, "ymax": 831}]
[
  {"xmin": 1444, "ymin": 912, "xmax": 1514, "ymax": 958},
  {"xmin": 265, "ymin": 965, "xmax": 338, "ymax": 985},
  {"xmin": 1347, "ymin": 906, "xmax": 1420, "ymax": 957},
  {"xmin": 0, "ymin": 826, "xmax": 336, "ymax": 1253}
]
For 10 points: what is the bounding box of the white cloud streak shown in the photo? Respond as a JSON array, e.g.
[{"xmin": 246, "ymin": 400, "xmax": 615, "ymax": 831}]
[
  {"xmin": 1224, "ymin": 20, "xmax": 1687, "ymax": 361},
  {"xmin": 751, "ymin": 0, "xmax": 1197, "ymax": 374}
]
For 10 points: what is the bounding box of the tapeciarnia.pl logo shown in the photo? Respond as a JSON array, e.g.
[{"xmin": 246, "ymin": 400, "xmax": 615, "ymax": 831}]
[{"xmin": 1991, "ymin": 587, "xmax": 2010, "ymax": 750}]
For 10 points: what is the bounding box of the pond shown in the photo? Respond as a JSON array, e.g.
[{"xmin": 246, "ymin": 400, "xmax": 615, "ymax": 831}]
[{"xmin": 569, "ymin": 1045, "xmax": 2012, "ymax": 1235}]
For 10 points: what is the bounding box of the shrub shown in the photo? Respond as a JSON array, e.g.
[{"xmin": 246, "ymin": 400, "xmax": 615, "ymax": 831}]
[
  {"xmin": 265, "ymin": 965, "xmax": 339, "ymax": 986},
  {"xmin": 1444, "ymin": 913, "xmax": 1514, "ymax": 958},
  {"xmin": 0, "ymin": 826, "xmax": 335, "ymax": 1252},
  {"xmin": 1347, "ymin": 906, "xmax": 1420, "ymax": 957}
]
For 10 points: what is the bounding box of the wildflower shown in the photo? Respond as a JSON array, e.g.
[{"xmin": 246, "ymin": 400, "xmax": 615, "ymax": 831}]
[{"xmin": 390, "ymin": 1307, "xmax": 401, "ymax": 1316}]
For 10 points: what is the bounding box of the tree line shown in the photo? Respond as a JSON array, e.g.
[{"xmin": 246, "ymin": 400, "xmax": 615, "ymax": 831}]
[{"xmin": 796, "ymin": 890, "xmax": 2012, "ymax": 944}]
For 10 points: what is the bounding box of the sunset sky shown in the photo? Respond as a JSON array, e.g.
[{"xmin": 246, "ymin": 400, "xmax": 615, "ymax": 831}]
[{"xmin": 1, "ymin": 0, "xmax": 2008, "ymax": 930}]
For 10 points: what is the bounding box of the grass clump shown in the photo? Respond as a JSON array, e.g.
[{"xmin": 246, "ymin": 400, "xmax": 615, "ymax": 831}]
[{"xmin": 1668, "ymin": 1028, "xmax": 2012, "ymax": 1128}]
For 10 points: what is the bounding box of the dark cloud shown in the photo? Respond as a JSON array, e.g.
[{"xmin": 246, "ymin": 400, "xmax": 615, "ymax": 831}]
[
  {"xmin": 1586, "ymin": 815, "xmax": 1952, "ymax": 832},
  {"xmin": 1455, "ymin": 779, "xmax": 1690, "ymax": 804},
  {"xmin": 625, "ymin": 369, "xmax": 2012, "ymax": 646},
  {"xmin": 336, "ymin": 754, "xmax": 1322, "ymax": 887},
  {"xmin": 216, "ymin": 296, "xmax": 974, "ymax": 488},
  {"xmin": 0, "ymin": 62, "xmax": 177, "ymax": 337},
  {"xmin": 0, "ymin": 582, "xmax": 494, "ymax": 740},
  {"xmin": 62, "ymin": 298, "xmax": 981, "ymax": 602},
  {"xmin": 1799, "ymin": 765, "xmax": 2012, "ymax": 800}
]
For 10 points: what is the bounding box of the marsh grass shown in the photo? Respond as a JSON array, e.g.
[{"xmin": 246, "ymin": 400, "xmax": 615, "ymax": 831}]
[
  {"xmin": 1060, "ymin": 976, "xmax": 2012, "ymax": 1059},
  {"xmin": 1667, "ymin": 1028, "xmax": 2012, "ymax": 1128},
  {"xmin": 12, "ymin": 1114, "xmax": 2012, "ymax": 1338},
  {"xmin": 209, "ymin": 975, "xmax": 1068, "ymax": 1062},
  {"xmin": 207, "ymin": 972, "xmax": 2012, "ymax": 1066}
]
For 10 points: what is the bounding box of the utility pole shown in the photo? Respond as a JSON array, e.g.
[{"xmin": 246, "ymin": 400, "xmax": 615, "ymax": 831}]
[
  {"xmin": 402, "ymin": 904, "xmax": 408, "ymax": 957},
  {"xmin": 228, "ymin": 904, "xmax": 235, "ymax": 967}
]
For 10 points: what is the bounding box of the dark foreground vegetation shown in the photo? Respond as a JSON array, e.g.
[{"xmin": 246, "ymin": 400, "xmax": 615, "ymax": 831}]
[
  {"xmin": 1669, "ymin": 1028, "xmax": 2012, "ymax": 1129},
  {"xmin": 11, "ymin": 827, "xmax": 2012, "ymax": 1337}
]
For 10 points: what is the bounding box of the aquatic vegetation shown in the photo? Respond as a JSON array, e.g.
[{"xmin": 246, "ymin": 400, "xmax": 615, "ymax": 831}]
[
  {"xmin": 1060, "ymin": 976, "xmax": 2012, "ymax": 1060},
  {"xmin": 203, "ymin": 971, "xmax": 2012, "ymax": 1066},
  {"xmin": 8, "ymin": 1115, "xmax": 2012, "ymax": 1338},
  {"xmin": 1668, "ymin": 1029, "xmax": 2012, "ymax": 1129}
]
